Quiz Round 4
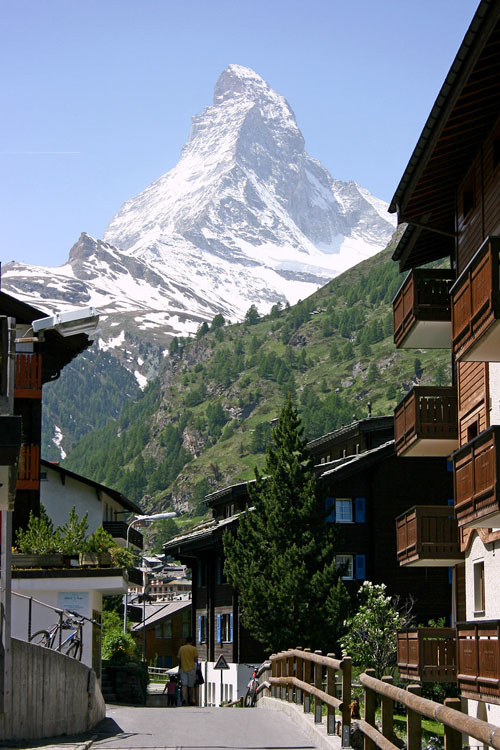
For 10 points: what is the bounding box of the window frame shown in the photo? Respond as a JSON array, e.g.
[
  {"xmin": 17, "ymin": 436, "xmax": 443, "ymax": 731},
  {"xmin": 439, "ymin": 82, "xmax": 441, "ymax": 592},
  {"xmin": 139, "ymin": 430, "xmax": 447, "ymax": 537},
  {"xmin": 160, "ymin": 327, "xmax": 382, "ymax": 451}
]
[
  {"xmin": 335, "ymin": 498, "xmax": 353, "ymax": 523},
  {"xmin": 336, "ymin": 554, "xmax": 354, "ymax": 580}
]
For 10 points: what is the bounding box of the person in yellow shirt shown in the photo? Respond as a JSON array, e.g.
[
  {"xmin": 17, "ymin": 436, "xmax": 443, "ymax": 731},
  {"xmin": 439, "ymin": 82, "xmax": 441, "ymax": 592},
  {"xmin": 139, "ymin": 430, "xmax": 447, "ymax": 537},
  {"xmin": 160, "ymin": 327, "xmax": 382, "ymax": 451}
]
[{"xmin": 177, "ymin": 635, "xmax": 198, "ymax": 706}]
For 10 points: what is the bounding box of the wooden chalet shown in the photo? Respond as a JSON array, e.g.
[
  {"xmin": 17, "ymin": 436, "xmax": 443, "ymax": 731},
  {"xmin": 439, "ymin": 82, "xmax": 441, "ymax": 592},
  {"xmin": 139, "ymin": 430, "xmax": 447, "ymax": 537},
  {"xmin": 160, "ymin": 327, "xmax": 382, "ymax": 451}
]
[{"xmin": 388, "ymin": 0, "xmax": 500, "ymax": 724}]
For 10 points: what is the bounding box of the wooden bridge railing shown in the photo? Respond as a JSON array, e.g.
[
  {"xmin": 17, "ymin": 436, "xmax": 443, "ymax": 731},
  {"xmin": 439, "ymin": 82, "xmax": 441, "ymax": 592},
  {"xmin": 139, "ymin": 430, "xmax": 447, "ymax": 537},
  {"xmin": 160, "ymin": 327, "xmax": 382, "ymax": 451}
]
[
  {"xmin": 267, "ymin": 648, "xmax": 352, "ymax": 744},
  {"xmin": 264, "ymin": 652, "xmax": 500, "ymax": 750}
]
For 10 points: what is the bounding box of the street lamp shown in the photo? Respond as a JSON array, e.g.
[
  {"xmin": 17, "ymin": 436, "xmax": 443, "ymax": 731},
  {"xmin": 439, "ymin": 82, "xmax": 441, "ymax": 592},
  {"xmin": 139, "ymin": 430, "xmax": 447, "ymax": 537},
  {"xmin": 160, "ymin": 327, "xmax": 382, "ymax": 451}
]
[{"xmin": 123, "ymin": 512, "xmax": 177, "ymax": 632}]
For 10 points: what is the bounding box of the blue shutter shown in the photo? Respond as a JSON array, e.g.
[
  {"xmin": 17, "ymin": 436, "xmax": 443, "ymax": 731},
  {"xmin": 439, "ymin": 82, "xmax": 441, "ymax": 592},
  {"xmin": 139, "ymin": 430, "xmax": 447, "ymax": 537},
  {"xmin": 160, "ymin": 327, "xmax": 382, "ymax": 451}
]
[
  {"xmin": 229, "ymin": 613, "xmax": 233, "ymax": 643},
  {"xmin": 198, "ymin": 615, "xmax": 202, "ymax": 643},
  {"xmin": 355, "ymin": 554, "xmax": 366, "ymax": 580},
  {"xmin": 325, "ymin": 497, "xmax": 336, "ymax": 523},
  {"xmin": 354, "ymin": 497, "xmax": 366, "ymax": 523},
  {"xmin": 448, "ymin": 567, "xmax": 453, "ymax": 585},
  {"xmin": 217, "ymin": 613, "xmax": 221, "ymax": 644},
  {"xmin": 447, "ymin": 460, "xmax": 453, "ymax": 472}
]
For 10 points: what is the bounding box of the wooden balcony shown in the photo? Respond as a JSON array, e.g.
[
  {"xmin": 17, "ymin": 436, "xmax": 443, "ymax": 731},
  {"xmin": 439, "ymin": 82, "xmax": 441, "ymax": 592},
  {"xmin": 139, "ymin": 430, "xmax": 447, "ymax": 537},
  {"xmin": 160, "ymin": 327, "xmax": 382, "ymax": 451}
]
[
  {"xmin": 396, "ymin": 505, "xmax": 463, "ymax": 567},
  {"xmin": 17, "ymin": 444, "xmax": 40, "ymax": 490},
  {"xmin": 458, "ymin": 620, "xmax": 500, "ymax": 704},
  {"xmin": 14, "ymin": 353, "xmax": 42, "ymax": 399},
  {"xmin": 397, "ymin": 629, "xmax": 457, "ymax": 682},
  {"xmin": 103, "ymin": 521, "xmax": 143, "ymax": 550},
  {"xmin": 393, "ymin": 269, "xmax": 454, "ymax": 349},
  {"xmin": 451, "ymin": 236, "xmax": 500, "ymax": 361},
  {"xmin": 394, "ymin": 387, "xmax": 458, "ymax": 457},
  {"xmin": 453, "ymin": 426, "xmax": 500, "ymax": 528}
]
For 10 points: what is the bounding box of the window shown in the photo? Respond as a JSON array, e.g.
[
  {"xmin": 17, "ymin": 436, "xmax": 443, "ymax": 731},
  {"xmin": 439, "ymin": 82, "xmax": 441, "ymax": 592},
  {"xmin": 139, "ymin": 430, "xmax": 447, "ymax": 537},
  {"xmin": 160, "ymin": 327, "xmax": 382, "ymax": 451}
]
[
  {"xmin": 335, "ymin": 499, "xmax": 352, "ymax": 523},
  {"xmin": 473, "ymin": 561, "xmax": 485, "ymax": 614},
  {"xmin": 164, "ymin": 620, "xmax": 172, "ymax": 638},
  {"xmin": 155, "ymin": 623, "xmax": 163, "ymax": 639},
  {"xmin": 336, "ymin": 555, "xmax": 354, "ymax": 580},
  {"xmin": 198, "ymin": 614, "xmax": 207, "ymax": 643},
  {"xmin": 217, "ymin": 612, "xmax": 233, "ymax": 643}
]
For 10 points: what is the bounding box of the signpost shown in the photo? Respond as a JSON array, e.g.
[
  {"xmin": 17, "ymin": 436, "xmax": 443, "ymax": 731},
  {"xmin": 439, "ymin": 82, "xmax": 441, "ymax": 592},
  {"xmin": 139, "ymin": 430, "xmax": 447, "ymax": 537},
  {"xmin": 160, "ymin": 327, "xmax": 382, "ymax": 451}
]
[{"xmin": 213, "ymin": 653, "xmax": 230, "ymax": 705}]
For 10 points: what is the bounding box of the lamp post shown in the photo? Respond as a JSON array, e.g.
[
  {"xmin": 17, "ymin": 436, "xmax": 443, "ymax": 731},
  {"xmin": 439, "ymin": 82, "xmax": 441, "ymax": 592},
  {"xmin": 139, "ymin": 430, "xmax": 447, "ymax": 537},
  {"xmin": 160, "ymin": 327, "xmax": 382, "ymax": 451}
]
[{"xmin": 123, "ymin": 512, "xmax": 176, "ymax": 633}]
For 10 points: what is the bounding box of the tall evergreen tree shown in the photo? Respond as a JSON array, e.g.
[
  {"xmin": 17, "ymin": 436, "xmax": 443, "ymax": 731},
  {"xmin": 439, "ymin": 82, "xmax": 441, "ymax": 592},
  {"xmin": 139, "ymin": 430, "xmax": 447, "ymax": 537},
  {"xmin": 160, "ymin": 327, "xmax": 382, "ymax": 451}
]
[{"xmin": 223, "ymin": 397, "xmax": 349, "ymax": 653}]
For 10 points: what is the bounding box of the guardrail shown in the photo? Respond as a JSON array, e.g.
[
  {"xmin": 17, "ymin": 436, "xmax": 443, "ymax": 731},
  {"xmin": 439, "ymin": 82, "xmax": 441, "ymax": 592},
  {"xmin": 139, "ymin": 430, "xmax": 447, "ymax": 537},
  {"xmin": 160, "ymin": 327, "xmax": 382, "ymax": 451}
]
[
  {"xmin": 265, "ymin": 650, "xmax": 500, "ymax": 750},
  {"xmin": 267, "ymin": 648, "xmax": 351, "ymax": 743}
]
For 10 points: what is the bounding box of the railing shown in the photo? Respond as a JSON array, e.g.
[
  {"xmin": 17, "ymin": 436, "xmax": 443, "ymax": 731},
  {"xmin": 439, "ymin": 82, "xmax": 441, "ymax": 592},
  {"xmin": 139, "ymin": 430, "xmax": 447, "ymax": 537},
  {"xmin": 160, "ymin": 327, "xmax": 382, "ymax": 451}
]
[
  {"xmin": 103, "ymin": 521, "xmax": 143, "ymax": 549},
  {"xmin": 12, "ymin": 590, "xmax": 100, "ymax": 655},
  {"xmin": 394, "ymin": 387, "xmax": 458, "ymax": 456},
  {"xmin": 17, "ymin": 444, "xmax": 40, "ymax": 490},
  {"xmin": 393, "ymin": 268, "xmax": 454, "ymax": 349},
  {"xmin": 457, "ymin": 620, "xmax": 500, "ymax": 701},
  {"xmin": 451, "ymin": 235, "xmax": 500, "ymax": 360},
  {"xmin": 266, "ymin": 648, "xmax": 500, "ymax": 750},
  {"xmin": 268, "ymin": 649, "xmax": 352, "ymax": 742},
  {"xmin": 396, "ymin": 506, "xmax": 462, "ymax": 566},
  {"xmin": 453, "ymin": 425, "xmax": 500, "ymax": 528},
  {"xmin": 397, "ymin": 629, "xmax": 457, "ymax": 682},
  {"xmin": 14, "ymin": 352, "xmax": 42, "ymax": 398}
]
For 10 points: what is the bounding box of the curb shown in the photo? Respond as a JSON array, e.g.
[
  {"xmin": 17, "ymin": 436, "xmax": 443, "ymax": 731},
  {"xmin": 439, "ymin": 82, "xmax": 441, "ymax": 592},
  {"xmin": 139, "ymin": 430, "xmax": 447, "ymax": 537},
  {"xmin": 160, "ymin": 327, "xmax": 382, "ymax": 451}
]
[{"xmin": 257, "ymin": 696, "xmax": 344, "ymax": 750}]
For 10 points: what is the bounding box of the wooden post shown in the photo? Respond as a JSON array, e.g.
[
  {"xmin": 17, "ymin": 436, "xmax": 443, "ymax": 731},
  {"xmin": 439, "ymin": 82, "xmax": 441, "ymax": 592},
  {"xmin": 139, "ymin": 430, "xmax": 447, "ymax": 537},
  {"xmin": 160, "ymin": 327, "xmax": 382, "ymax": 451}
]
[
  {"xmin": 327, "ymin": 653, "xmax": 336, "ymax": 735},
  {"xmin": 314, "ymin": 650, "xmax": 323, "ymax": 724},
  {"xmin": 303, "ymin": 648, "xmax": 311, "ymax": 713},
  {"xmin": 296, "ymin": 647, "xmax": 303, "ymax": 705},
  {"xmin": 381, "ymin": 676, "xmax": 394, "ymax": 742},
  {"xmin": 444, "ymin": 697, "xmax": 462, "ymax": 750},
  {"xmin": 287, "ymin": 650, "xmax": 293, "ymax": 702},
  {"xmin": 406, "ymin": 684, "xmax": 422, "ymax": 750},
  {"xmin": 341, "ymin": 656, "xmax": 352, "ymax": 748},
  {"xmin": 273, "ymin": 655, "xmax": 279, "ymax": 699},
  {"xmin": 364, "ymin": 668, "xmax": 377, "ymax": 750}
]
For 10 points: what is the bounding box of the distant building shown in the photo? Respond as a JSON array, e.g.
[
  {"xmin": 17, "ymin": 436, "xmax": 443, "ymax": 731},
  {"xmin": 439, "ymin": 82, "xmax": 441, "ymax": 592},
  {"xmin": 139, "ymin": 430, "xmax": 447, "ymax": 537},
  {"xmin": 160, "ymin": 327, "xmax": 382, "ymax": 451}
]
[{"xmin": 131, "ymin": 600, "xmax": 191, "ymax": 668}]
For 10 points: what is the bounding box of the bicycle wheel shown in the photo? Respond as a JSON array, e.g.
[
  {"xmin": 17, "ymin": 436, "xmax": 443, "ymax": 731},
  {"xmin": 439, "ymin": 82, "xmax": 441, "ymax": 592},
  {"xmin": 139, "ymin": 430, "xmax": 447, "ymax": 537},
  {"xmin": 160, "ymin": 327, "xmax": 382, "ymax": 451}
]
[
  {"xmin": 29, "ymin": 630, "xmax": 51, "ymax": 647},
  {"xmin": 244, "ymin": 687, "xmax": 257, "ymax": 707},
  {"xmin": 64, "ymin": 638, "xmax": 82, "ymax": 660}
]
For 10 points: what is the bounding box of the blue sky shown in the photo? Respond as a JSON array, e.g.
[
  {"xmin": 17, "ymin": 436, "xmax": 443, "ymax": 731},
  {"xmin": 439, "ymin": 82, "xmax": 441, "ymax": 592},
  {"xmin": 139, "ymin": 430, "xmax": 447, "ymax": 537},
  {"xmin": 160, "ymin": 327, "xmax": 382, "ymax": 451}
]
[{"xmin": 1, "ymin": 0, "xmax": 479, "ymax": 267}]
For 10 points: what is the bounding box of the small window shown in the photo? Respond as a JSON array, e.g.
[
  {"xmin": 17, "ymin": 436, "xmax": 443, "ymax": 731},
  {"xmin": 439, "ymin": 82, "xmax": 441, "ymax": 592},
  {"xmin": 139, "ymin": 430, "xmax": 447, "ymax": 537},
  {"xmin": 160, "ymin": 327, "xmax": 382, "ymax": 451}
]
[
  {"xmin": 335, "ymin": 499, "xmax": 352, "ymax": 523},
  {"xmin": 155, "ymin": 623, "xmax": 163, "ymax": 639},
  {"xmin": 473, "ymin": 561, "xmax": 485, "ymax": 614},
  {"xmin": 467, "ymin": 421, "xmax": 479, "ymax": 443},
  {"xmin": 164, "ymin": 620, "xmax": 172, "ymax": 638},
  {"xmin": 218, "ymin": 612, "xmax": 233, "ymax": 643},
  {"xmin": 336, "ymin": 555, "xmax": 354, "ymax": 580}
]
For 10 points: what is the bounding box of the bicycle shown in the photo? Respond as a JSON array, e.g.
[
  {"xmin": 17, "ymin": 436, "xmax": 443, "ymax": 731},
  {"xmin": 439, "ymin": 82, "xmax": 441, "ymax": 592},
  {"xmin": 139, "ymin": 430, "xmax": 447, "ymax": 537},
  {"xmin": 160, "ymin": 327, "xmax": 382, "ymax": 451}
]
[
  {"xmin": 29, "ymin": 611, "xmax": 84, "ymax": 660},
  {"xmin": 244, "ymin": 665, "xmax": 259, "ymax": 707}
]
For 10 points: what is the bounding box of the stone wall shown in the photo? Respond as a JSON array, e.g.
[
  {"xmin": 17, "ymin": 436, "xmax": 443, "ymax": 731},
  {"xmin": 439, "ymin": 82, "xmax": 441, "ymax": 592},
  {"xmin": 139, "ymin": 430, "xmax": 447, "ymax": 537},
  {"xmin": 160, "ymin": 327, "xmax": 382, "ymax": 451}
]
[{"xmin": 0, "ymin": 638, "xmax": 105, "ymax": 741}]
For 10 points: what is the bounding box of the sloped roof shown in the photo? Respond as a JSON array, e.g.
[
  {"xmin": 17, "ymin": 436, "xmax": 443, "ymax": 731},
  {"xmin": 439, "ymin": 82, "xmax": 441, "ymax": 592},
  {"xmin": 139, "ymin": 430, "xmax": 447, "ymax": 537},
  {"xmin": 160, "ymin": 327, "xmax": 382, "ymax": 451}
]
[{"xmin": 131, "ymin": 599, "xmax": 191, "ymax": 631}]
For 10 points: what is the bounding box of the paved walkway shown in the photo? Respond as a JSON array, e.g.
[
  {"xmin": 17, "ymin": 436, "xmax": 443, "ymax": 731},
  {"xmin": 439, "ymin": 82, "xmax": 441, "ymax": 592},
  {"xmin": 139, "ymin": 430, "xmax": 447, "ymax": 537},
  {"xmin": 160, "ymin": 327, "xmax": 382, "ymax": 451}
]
[{"xmin": 4, "ymin": 704, "xmax": 318, "ymax": 750}]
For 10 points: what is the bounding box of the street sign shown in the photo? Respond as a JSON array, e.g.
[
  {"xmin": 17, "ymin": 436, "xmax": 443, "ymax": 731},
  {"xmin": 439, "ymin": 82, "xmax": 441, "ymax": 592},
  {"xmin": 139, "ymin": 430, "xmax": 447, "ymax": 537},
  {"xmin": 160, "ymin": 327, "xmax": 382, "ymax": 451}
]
[{"xmin": 213, "ymin": 654, "xmax": 230, "ymax": 670}]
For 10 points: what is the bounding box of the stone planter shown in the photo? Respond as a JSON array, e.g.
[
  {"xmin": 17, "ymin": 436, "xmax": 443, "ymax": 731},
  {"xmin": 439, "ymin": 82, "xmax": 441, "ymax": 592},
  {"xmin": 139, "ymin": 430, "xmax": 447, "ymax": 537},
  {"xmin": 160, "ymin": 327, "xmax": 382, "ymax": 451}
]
[
  {"xmin": 12, "ymin": 553, "xmax": 65, "ymax": 568},
  {"xmin": 79, "ymin": 551, "xmax": 112, "ymax": 567}
]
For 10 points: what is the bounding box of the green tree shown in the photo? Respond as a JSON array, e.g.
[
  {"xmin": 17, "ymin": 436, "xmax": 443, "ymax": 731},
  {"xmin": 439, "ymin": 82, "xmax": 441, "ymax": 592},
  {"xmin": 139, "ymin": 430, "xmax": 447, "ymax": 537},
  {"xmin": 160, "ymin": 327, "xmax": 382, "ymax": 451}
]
[
  {"xmin": 152, "ymin": 517, "xmax": 179, "ymax": 553},
  {"xmin": 366, "ymin": 362, "xmax": 379, "ymax": 384},
  {"xmin": 224, "ymin": 397, "xmax": 349, "ymax": 652},
  {"xmin": 16, "ymin": 507, "xmax": 60, "ymax": 553},
  {"xmin": 435, "ymin": 363, "xmax": 448, "ymax": 385},
  {"xmin": 196, "ymin": 322, "xmax": 209, "ymax": 339},
  {"xmin": 210, "ymin": 313, "xmax": 225, "ymax": 330},
  {"xmin": 340, "ymin": 581, "xmax": 413, "ymax": 678},
  {"xmin": 58, "ymin": 507, "xmax": 89, "ymax": 554},
  {"xmin": 244, "ymin": 304, "xmax": 260, "ymax": 325}
]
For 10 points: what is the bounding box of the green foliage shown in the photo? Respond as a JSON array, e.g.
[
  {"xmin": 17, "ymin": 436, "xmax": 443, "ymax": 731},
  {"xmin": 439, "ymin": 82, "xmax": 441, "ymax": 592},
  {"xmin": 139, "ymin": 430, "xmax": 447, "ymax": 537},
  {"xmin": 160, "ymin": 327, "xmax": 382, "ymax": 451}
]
[
  {"xmin": 340, "ymin": 581, "xmax": 414, "ymax": 678},
  {"xmin": 58, "ymin": 507, "xmax": 89, "ymax": 554},
  {"xmin": 151, "ymin": 517, "xmax": 179, "ymax": 553},
  {"xmin": 224, "ymin": 397, "xmax": 350, "ymax": 652},
  {"xmin": 16, "ymin": 508, "xmax": 60, "ymax": 553},
  {"xmin": 210, "ymin": 313, "xmax": 225, "ymax": 330},
  {"xmin": 196, "ymin": 321, "xmax": 209, "ymax": 339},
  {"xmin": 102, "ymin": 621, "xmax": 141, "ymax": 663},
  {"xmin": 250, "ymin": 421, "xmax": 272, "ymax": 454},
  {"xmin": 245, "ymin": 304, "xmax": 260, "ymax": 325}
]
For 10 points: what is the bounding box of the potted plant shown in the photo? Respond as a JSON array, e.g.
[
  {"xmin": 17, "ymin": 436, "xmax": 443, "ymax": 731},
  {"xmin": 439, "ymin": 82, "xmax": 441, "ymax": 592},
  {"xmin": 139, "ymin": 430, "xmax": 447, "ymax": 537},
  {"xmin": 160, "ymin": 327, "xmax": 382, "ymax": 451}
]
[
  {"xmin": 81, "ymin": 526, "xmax": 116, "ymax": 566},
  {"xmin": 14, "ymin": 509, "xmax": 65, "ymax": 567}
]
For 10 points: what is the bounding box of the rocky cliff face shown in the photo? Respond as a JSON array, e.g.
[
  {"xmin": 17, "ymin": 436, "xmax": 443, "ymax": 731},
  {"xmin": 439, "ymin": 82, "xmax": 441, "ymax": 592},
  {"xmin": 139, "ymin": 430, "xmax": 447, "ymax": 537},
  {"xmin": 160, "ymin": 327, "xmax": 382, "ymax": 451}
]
[{"xmin": 3, "ymin": 64, "xmax": 395, "ymax": 378}]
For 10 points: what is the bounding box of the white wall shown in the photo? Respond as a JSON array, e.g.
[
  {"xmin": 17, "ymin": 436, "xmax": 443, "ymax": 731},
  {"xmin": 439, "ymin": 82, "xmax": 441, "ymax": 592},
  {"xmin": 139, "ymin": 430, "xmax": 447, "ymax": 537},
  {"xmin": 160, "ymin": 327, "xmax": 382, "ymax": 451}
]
[
  {"xmin": 199, "ymin": 662, "xmax": 253, "ymax": 706},
  {"xmin": 465, "ymin": 532, "xmax": 500, "ymax": 621},
  {"xmin": 41, "ymin": 469, "xmax": 103, "ymax": 534},
  {"xmin": 489, "ymin": 362, "xmax": 500, "ymax": 426}
]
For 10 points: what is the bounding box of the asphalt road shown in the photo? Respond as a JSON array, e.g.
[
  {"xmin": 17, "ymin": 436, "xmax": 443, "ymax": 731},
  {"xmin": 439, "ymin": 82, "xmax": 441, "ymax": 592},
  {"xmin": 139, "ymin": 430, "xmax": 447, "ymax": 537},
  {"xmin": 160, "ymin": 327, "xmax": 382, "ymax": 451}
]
[{"xmin": 90, "ymin": 704, "xmax": 317, "ymax": 750}]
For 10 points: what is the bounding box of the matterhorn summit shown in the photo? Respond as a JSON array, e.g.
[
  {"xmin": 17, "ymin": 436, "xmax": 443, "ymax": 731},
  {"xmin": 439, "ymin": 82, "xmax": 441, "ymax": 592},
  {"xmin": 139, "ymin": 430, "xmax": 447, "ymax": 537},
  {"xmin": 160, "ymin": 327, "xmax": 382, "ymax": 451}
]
[{"xmin": 3, "ymin": 64, "xmax": 395, "ymax": 350}]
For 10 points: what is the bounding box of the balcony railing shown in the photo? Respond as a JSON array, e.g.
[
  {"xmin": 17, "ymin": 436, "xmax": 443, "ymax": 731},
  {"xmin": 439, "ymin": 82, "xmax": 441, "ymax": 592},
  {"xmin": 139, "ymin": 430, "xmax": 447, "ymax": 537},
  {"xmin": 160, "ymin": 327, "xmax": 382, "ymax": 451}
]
[
  {"xmin": 458, "ymin": 620, "xmax": 500, "ymax": 703},
  {"xmin": 397, "ymin": 629, "xmax": 457, "ymax": 683},
  {"xmin": 396, "ymin": 505, "xmax": 463, "ymax": 567},
  {"xmin": 17, "ymin": 444, "xmax": 40, "ymax": 490},
  {"xmin": 453, "ymin": 426, "xmax": 500, "ymax": 528},
  {"xmin": 14, "ymin": 353, "xmax": 42, "ymax": 399},
  {"xmin": 394, "ymin": 387, "xmax": 458, "ymax": 457},
  {"xmin": 451, "ymin": 235, "xmax": 500, "ymax": 361},
  {"xmin": 393, "ymin": 269, "xmax": 454, "ymax": 349},
  {"xmin": 103, "ymin": 521, "xmax": 143, "ymax": 550}
]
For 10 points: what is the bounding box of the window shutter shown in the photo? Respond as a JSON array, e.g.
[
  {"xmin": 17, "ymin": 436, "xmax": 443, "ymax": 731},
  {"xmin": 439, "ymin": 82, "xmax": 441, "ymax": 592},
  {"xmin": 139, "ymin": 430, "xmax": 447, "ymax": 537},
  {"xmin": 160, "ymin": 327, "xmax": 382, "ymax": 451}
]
[
  {"xmin": 198, "ymin": 615, "xmax": 202, "ymax": 644},
  {"xmin": 355, "ymin": 554, "xmax": 366, "ymax": 580},
  {"xmin": 217, "ymin": 614, "xmax": 221, "ymax": 644},
  {"xmin": 229, "ymin": 613, "xmax": 233, "ymax": 643},
  {"xmin": 354, "ymin": 497, "xmax": 366, "ymax": 523},
  {"xmin": 448, "ymin": 567, "xmax": 453, "ymax": 585},
  {"xmin": 325, "ymin": 497, "xmax": 336, "ymax": 523}
]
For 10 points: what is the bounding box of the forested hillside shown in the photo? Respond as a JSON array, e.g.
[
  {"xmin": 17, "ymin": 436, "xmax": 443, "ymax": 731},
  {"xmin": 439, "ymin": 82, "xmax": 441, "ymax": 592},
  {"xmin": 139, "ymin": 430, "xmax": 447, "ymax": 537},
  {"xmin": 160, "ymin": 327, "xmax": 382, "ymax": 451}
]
[{"xmin": 61, "ymin": 233, "xmax": 451, "ymax": 520}]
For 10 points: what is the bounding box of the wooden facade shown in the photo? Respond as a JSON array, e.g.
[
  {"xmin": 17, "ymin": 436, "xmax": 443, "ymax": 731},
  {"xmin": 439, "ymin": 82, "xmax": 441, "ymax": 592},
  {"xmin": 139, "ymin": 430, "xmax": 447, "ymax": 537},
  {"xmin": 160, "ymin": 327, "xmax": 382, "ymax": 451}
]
[
  {"xmin": 457, "ymin": 361, "xmax": 489, "ymax": 447},
  {"xmin": 397, "ymin": 629, "xmax": 457, "ymax": 683},
  {"xmin": 394, "ymin": 387, "xmax": 458, "ymax": 457},
  {"xmin": 457, "ymin": 620, "xmax": 500, "ymax": 704},
  {"xmin": 14, "ymin": 353, "xmax": 42, "ymax": 399},
  {"xmin": 103, "ymin": 520, "xmax": 143, "ymax": 549},
  {"xmin": 393, "ymin": 269, "xmax": 454, "ymax": 349},
  {"xmin": 453, "ymin": 426, "xmax": 500, "ymax": 528},
  {"xmin": 452, "ymin": 236, "xmax": 500, "ymax": 361},
  {"xmin": 396, "ymin": 505, "xmax": 463, "ymax": 567}
]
